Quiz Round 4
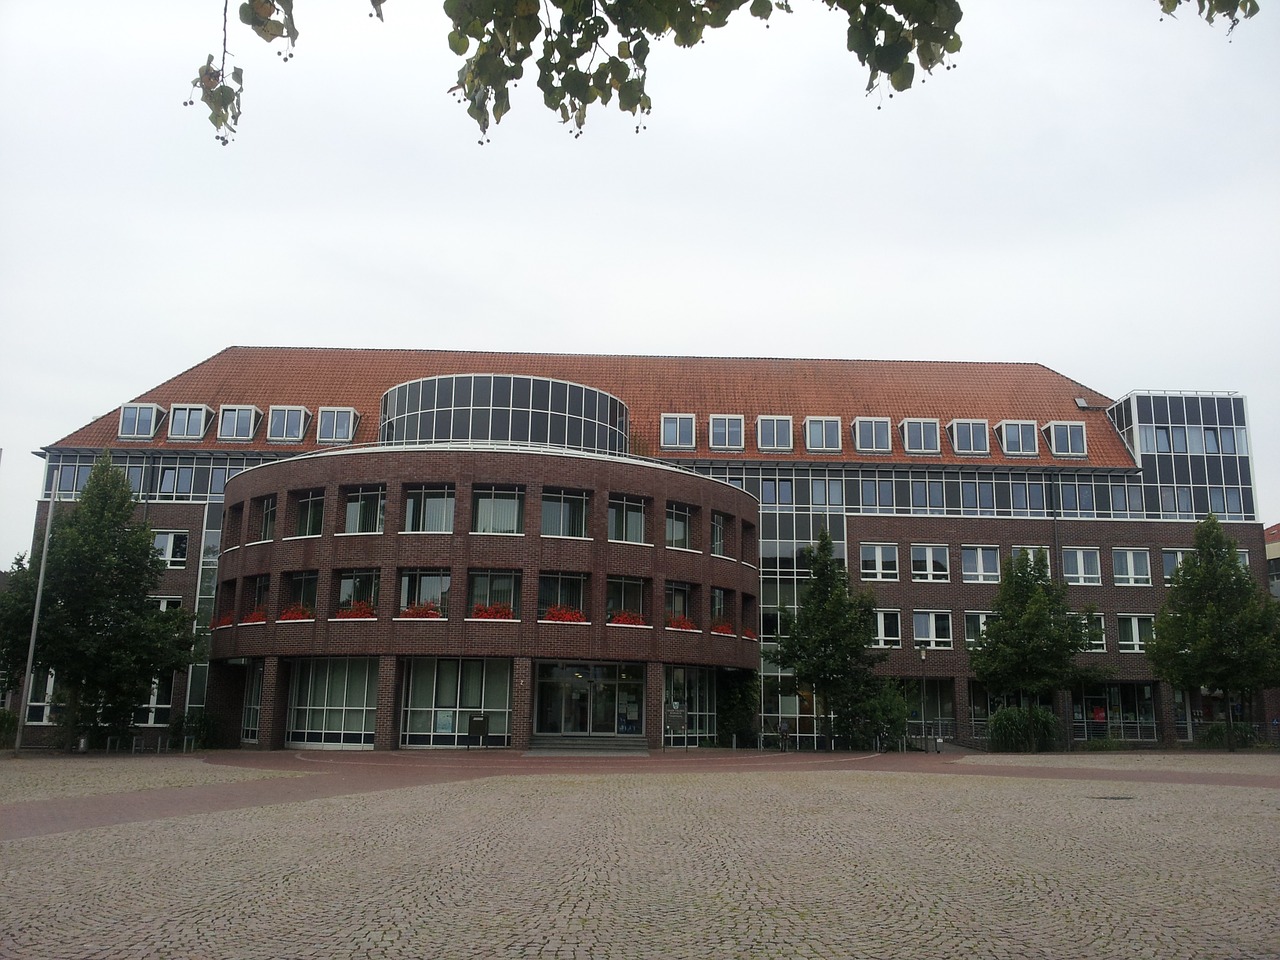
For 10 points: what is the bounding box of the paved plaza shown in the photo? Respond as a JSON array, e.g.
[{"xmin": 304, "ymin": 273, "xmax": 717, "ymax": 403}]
[{"xmin": 1, "ymin": 749, "xmax": 1277, "ymax": 960}]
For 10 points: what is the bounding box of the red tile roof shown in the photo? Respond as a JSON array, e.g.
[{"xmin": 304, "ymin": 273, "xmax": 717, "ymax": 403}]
[{"xmin": 51, "ymin": 347, "xmax": 1136, "ymax": 469}]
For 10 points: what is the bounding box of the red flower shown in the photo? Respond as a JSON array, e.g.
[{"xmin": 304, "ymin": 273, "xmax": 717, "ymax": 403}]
[
  {"xmin": 240, "ymin": 609, "xmax": 267, "ymax": 624},
  {"xmin": 335, "ymin": 600, "xmax": 377, "ymax": 619},
  {"xmin": 667, "ymin": 614, "xmax": 698, "ymax": 631},
  {"xmin": 743, "ymin": 628, "xmax": 758, "ymax": 641},
  {"xmin": 401, "ymin": 601, "xmax": 444, "ymax": 618},
  {"xmin": 710, "ymin": 621, "xmax": 734, "ymax": 635},
  {"xmin": 607, "ymin": 609, "xmax": 648, "ymax": 626},
  {"xmin": 471, "ymin": 603, "xmax": 515, "ymax": 620},
  {"xmin": 544, "ymin": 605, "xmax": 586, "ymax": 622},
  {"xmin": 212, "ymin": 612, "xmax": 235, "ymax": 629},
  {"xmin": 279, "ymin": 604, "xmax": 314, "ymax": 621}
]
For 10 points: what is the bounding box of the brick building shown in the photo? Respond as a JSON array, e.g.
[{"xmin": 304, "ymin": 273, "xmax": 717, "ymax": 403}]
[{"xmin": 16, "ymin": 349, "xmax": 1273, "ymax": 749}]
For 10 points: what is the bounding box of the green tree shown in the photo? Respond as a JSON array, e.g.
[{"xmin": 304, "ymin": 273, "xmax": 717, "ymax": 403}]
[
  {"xmin": 193, "ymin": 0, "xmax": 1259, "ymax": 139},
  {"xmin": 774, "ymin": 528, "xmax": 901, "ymax": 749},
  {"xmin": 969, "ymin": 551, "xmax": 1102, "ymax": 702},
  {"xmin": 0, "ymin": 459, "xmax": 193, "ymax": 743},
  {"xmin": 1151, "ymin": 515, "xmax": 1280, "ymax": 751}
]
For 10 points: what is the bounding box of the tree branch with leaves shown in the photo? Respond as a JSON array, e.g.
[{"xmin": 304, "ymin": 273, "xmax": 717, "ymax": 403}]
[{"xmin": 191, "ymin": 0, "xmax": 1260, "ymax": 141}]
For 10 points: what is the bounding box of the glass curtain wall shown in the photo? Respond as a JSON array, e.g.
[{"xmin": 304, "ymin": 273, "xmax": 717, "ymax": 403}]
[
  {"xmin": 286, "ymin": 657, "xmax": 378, "ymax": 749},
  {"xmin": 401, "ymin": 657, "xmax": 512, "ymax": 746}
]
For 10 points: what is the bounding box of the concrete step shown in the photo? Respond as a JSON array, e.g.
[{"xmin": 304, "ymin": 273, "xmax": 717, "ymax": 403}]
[{"xmin": 527, "ymin": 735, "xmax": 649, "ymax": 754}]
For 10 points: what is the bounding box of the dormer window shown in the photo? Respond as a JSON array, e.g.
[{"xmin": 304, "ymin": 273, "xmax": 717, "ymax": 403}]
[
  {"xmin": 119, "ymin": 404, "xmax": 162, "ymax": 440},
  {"xmin": 708, "ymin": 415, "xmax": 744, "ymax": 450},
  {"xmin": 901, "ymin": 419, "xmax": 940, "ymax": 454},
  {"xmin": 804, "ymin": 417, "xmax": 842, "ymax": 452},
  {"xmin": 218, "ymin": 406, "xmax": 261, "ymax": 441},
  {"xmin": 1047, "ymin": 421, "xmax": 1087, "ymax": 456},
  {"xmin": 757, "ymin": 416, "xmax": 792, "ymax": 451},
  {"xmin": 997, "ymin": 421, "xmax": 1038, "ymax": 456},
  {"xmin": 949, "ymin": 420, "xmax": 989, "ymax": 455},
  {"xmin": 168, "ymin": 405, "xmax": 211, "ymax": 440},
  {"xmin": 268, "ymin": 406, "xmax": 310, "ymax": 443},
  {"xmin": 318, "ymin": 407, "xmax": 359, "ymax": 443},
  {"xmin": 661, "ymin": 413, "xmax": 695, "ymax": 450},
  {"xmin": 854, "ymin": 418, "xmax": 891, "ymax": 453}
]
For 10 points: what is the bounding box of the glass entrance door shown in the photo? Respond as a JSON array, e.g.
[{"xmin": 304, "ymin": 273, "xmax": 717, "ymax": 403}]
[{"xmin": 535, "ymin": 662, "xmax": 644, "ymax": 736}]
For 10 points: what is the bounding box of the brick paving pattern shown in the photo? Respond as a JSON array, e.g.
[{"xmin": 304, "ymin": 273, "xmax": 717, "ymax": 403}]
[{"xmin": 1, "ymin": 751, "xmax": 1277, "ymax": 959}]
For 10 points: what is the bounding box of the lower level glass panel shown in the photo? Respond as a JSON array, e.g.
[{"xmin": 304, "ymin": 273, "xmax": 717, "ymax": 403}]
[
  {"xmin": 665, "ymin": 665, "xmax": 716, "ymax": 746},
  {"xmin": 401, "ymin": 657, "xmax": 512, "ymax": 747},
  {"xmin": 286, "ymin": 657, "xmax": 377, "ymax": 750},
  {"xmin": 535, "ymin": 662, "xmax": 644, "ymax": 736}
]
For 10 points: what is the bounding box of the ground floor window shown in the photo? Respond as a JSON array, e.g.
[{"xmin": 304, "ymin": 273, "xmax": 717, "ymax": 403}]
[
  {"xmin": 535, "ymin": 662, "xmax": 644, "ymax": 736},
  {"xmin": 401, "ymin": 657, "xmax": 512, "ymax": 747},
  {"xmin": 22, "ymin": 670, "xmax": 59, "ymax": 725},
  {"xmin": 242, "ymin": 660, "xmax": 263, "ymax": 743},
  {"xmin": 968, "ymin": 682, "xmax": 1049, "ymax": 739},
  {"xmin": 665, "ymin": 665, "xmax": 716, "ymax": 746},
  {"xmin": 908, "ymin": 676, "xmax": 955, "ymax": 739},
  {"xmin": 133, "ymin": 674, "xmax": 174, "ymax": 726},
  {"xmin": 286, "ymin": 657, "xmax": 377, "ymax": 749},
  {"xmin": 1072, "ymin": 683, "xmax": 1156, "ymax": 742}
]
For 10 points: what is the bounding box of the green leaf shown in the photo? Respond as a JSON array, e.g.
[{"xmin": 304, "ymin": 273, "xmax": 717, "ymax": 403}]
[
  {"xmin": 750, "ymin": 0, "xmax": 772, "ymax": 18},
  {"xmin": 231, "ymin": 66, "xmax": 244, "ymax": 86},
  {"xmin": 617, "ymin": 40, "xmax": 630, "ymax": 58},
  {"xmin": 889, "ymin": 61, "xmax": 914, "ymax": 91},
  {"xmin": 943, "ymin": 33, "xmax": 961, "ymax": 54},
  {"xmin": 449, "ymin": 29, "xmax": 470, "ymax": 53}
]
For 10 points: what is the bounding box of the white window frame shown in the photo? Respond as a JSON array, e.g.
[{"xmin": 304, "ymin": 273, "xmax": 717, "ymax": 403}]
[
  {"xmin": 134, "ymin": 675, "xmax": 174, "ymax": 727},
  {"xmin": 873, "ymin": 609, "xmax": 901, "ymax": 649},
  {"xmin": 910, "ymin": 544, "xmax": 950, "ymax": 582},
  {"xmin": 949, "ymin": 419, "xmax": 989, "ymax": 455},
  {"xmin": 1117, "ymin": 614, "xmax": 1154, "ymax": 653},
  {"xmin": 218, "ymin": 405, "xmax": 261, "ymax": 441},
  {"xmin": 708, "ymin": 415, "xmax": 745, "ymax": 451},
  {"xmin": 961, "ymin": 545, "xmax": 1000, "ymax": 583},
  {"xmin": 913, "ymin": 610, "xmax": 953, "ymax": 650},
  {"xmin": 997, "ymin": 420, "xmax": 1038, "ymax": 456},
  {"xmin": 1062, "ymin": 547, "xmax": 1102, "ymax": 586},
  {"xmin": 1012, "ymin": 545, "xmax": 1051, "ymax": 576},
  {"xmin": 964, "ymin": 611, "xmax": 993, "ymax": 648},
  {"xmin": 153, "ymin": 530, "xmax": 189, "ymax": 569},
  {"xmin": 854, "ymin": 417, "xmax": 891, "ymax": 453},
  {"xmin": 804, "ymin": 417, "xmax": 842, "ymax": 453},
  {"xmin": 901, "ymin": 418, "xmax": 941, "ymax": 454},
  {"xmin": 1113, "ymin": 548, "xmax": 1152, "ymax": 587},
  {"xmin": 756, "ymin": 416, "xmax": 793, "ymax": 452},
  {"xmin": 268, "ymin": 406, "xmax": 311, "ymax": 443},
  {"xmin": 1079, "ymin": 612, "xmax": 1106, "ymax": 653},
  {"xmin": 168, "ymin": 405, "xmax": 211, "ymax": 440},
  {"xmin": 860, "ymin": 543, "xmax": 899, "ymax": 582},
  {"xmin": 118, "ymin": 403, "xmax": 162, "ymax": 440},
  {"xmin": 1162, "ymin": 548, "xmax": 1190, "ymax": 584},
  {"xmin": 318, "ymin": 407, "xmax": 359, "ymax": 443},
  {"xmin": 661, "ymin": 413, "xmax": 696, "ymax": 450},
  {"xmin": 1047, "ymin": 421, "xmax": 1087, "ymax": 457}
]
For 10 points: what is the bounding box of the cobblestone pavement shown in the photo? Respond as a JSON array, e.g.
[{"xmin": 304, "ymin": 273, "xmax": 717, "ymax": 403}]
[
  {"xmin": 2, "ymin": 752, "xmax": 1278, "ymax": 960},
  {"xmin": 0, "ymin": 755, "xmax": 304, "ymax": 804}
]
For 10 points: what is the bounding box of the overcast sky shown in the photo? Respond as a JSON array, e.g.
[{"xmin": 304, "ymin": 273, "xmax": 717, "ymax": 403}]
[{"xmin": 1, "ymin": 1, "xmax": 1277, "ymax": 564}]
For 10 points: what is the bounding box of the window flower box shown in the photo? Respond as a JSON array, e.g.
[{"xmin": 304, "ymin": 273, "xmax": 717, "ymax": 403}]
[
  {"xmin": 666, "ymin": 614, "xmax": 698, "ymax": 631},
  {"xmin": 471, "ymin": 603, "xmax": 516, "ymax": 620},
  {"xmin": 400, "ymin": 601, "xmax": 444, "ymax": 619},
  {"xmin": 743, "ymin": 628, "xmax": 758, "ymax": 641},
  {"xmin": 710, "ymin": 621, "xmax": 734, "ymax": 636},
  {"xmin": 335, "ymin": 600, "xmax": 377, "ymax": 620},
  {"xmin": 212, "ymin": 612, "xmax": 235, "ymax": 629},
  {"xmin": 278, "ymin": 604, "xmax": 314, "ymax": 621},
  {"xmin": 239, "ymin": 609, "xmax": 267, "ymax": 624},
  {"xmin": 607, "ymin": 610, "xmax": 648, "ymax": 627},
  {"xmin": 543, "ymin": 605, "xmax": 587, "ymax": 623}
]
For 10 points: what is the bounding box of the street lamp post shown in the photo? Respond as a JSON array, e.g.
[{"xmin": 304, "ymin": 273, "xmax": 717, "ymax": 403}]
[
  {"xmin": 14, "ymin": 466, "xmax": 59, "ymax": 756},
  {"xmin": 915, "ymin": 639, "xmax": 929, "ymax": 754}
]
